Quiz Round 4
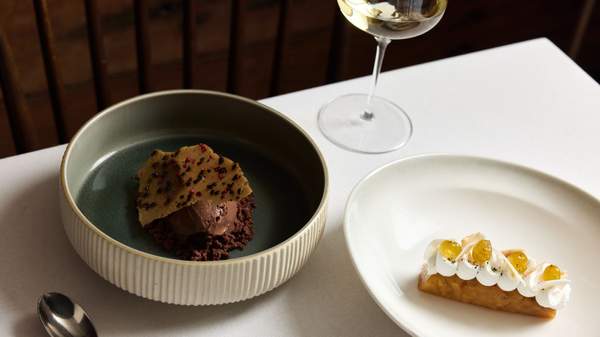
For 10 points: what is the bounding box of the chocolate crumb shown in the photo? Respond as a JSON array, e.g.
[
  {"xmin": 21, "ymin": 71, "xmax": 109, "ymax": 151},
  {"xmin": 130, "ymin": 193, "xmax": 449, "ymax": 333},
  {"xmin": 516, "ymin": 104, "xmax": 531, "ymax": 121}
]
[{"xmin": 145, "ymin": 195, "xmax": 255, "ymax": 261}]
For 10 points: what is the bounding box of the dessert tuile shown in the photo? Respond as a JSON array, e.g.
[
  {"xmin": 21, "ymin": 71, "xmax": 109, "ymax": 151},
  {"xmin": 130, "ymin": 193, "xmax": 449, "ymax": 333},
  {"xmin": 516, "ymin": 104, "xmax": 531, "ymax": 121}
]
[{"xmin": 136, "ymin": 144, "xmax": 252, "ymax": 226}]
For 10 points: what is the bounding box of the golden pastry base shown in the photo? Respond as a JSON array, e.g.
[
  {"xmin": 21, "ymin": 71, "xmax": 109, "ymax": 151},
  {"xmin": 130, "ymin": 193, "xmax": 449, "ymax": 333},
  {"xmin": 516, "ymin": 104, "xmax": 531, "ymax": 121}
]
[{"xmin": 418, "ymin": 272, "xmax": 555, "ymax": 318}]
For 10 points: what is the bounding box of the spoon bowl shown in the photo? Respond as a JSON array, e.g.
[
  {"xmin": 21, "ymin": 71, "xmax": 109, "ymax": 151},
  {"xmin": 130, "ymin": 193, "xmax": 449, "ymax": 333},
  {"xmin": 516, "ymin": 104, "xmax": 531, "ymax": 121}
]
[{"xmin": 37, "ymin": 292, "xmax": 98, "ymax": 337}]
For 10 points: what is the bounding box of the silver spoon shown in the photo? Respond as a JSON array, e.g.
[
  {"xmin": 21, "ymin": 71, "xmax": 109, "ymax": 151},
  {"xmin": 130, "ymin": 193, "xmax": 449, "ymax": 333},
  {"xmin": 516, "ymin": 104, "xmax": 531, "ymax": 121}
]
[{"xmin": 37, "ymin": 292, "xmax": 98, "ymax": 337}]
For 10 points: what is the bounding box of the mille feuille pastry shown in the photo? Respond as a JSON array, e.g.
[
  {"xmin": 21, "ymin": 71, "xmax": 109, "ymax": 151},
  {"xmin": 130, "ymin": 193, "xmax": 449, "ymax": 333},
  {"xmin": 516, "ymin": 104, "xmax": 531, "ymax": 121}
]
[
  {"xmin": 136, "ymin": 144, "xmax": 255, "ymax": 261},
  {"xmin": 418, "ymin": 233, "xmax": 571, "ymax": 318}
]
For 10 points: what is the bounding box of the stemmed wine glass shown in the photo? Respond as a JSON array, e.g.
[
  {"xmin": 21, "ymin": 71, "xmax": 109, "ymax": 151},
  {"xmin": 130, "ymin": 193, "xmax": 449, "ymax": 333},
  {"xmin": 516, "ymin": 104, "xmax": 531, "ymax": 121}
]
[{"xmin": 319, "ymin": 0, "xmax": 447, "ymax": 153}]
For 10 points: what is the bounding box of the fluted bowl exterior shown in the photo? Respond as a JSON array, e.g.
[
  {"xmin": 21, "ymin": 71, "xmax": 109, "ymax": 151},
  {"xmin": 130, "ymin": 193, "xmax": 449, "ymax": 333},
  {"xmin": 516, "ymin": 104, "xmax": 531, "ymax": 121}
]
[{"xmin": 59, "ymin": 90, "xmax": 328, "ymax": 305}]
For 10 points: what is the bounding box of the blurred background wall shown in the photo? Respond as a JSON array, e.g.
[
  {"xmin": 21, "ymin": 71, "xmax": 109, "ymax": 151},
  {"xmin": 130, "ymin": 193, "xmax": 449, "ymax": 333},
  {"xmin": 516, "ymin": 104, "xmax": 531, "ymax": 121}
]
[{"xmin": 0, "ymin": 0, "xmax": 597, "ymax": 158}]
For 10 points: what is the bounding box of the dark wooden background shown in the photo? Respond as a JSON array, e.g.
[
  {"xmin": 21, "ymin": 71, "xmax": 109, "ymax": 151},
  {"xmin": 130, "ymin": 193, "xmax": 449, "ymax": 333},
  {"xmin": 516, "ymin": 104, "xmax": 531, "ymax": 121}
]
[{"xmin": 0, "ymin": 0, "xmax": 598, "ymax": 158}]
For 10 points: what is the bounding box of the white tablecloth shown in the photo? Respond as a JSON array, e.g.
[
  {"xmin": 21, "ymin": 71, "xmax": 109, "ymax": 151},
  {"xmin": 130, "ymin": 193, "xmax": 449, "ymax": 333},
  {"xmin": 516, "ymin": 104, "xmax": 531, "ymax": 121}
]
[{"xmin": 0, "ymin": 38, "xmax": 599, "ymax": 337}]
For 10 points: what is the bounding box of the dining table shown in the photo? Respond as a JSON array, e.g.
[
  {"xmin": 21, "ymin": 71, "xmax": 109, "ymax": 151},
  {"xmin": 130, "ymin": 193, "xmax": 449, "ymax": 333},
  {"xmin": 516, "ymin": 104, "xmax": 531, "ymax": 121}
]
[{"xmin": 0, "ymin": 37, "xmax": 599, "ymax": 337}]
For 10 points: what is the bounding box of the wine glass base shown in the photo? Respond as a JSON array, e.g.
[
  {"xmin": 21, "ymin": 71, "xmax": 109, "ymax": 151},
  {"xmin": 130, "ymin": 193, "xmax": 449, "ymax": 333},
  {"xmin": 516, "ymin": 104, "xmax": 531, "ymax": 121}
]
[{"xmin": 318, "ymin": 94, "xmax": 413, "ymax": 154}]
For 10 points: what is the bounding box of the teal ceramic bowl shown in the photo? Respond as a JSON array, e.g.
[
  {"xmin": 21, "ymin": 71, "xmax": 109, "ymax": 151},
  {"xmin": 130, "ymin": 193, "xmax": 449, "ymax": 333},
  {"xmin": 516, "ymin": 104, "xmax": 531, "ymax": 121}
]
[{"xmin": 59, "ymin": 90, "xmax": 328, "ymax": 305}]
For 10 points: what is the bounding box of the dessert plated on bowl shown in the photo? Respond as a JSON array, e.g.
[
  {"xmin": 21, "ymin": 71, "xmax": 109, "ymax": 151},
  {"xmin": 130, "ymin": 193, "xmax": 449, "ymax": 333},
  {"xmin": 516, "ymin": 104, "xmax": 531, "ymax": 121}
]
[
  {"xmin": 60, "ymin": 90, "xmax": 328, "ymax": 305},
  {"xmin": 344, "ymin": 154, "xmax": 600, "ymax": 336},
  {"xmin": 137, "ymin": 144, "xmax": 255, "ymax": 261}
]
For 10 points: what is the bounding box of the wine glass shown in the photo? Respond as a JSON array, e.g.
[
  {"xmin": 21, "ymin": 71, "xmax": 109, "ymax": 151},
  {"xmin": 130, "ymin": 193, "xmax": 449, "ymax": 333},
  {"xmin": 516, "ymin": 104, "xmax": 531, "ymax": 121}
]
[{"xmin": 319, "ymin": 0, "xmax": 447, "ymax": 153}]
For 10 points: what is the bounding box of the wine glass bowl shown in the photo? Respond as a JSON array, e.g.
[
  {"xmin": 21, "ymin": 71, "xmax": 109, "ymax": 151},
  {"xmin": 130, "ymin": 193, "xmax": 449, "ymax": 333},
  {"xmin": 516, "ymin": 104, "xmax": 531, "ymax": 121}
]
[
  {"xmin": 319, "ymin": 0, "xmax": 447, "ymax": 153},
  {"xmin": 337, "ymin": 0, "xmax": 446, "ymax": 40}
]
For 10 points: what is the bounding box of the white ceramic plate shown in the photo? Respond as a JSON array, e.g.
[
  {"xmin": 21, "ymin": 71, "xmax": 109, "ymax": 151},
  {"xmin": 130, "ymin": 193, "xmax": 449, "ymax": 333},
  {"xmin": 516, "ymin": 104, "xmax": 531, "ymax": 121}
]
[{"xmin": 344, "ymin": 154, "xmax": 600, "ymax": 337}]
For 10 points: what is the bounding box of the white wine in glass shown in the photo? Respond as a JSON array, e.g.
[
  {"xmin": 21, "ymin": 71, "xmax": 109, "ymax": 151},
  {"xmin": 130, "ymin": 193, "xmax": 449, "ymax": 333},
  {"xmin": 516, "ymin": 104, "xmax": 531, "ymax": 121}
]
[{"xmin": 318, "ymin": 0, "xmax": 447, "ymax": 153}]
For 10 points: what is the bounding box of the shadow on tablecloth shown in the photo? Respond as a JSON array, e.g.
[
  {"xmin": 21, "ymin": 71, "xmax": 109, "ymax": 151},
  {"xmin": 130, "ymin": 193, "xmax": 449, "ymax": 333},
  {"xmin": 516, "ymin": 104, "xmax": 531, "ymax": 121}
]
[
  {"xmin": 282, "ymin": 223, "xmax": 404, "ymax": 337},
  {"xmin": 11, "ymin": 313, "xmax": 46, "ymax": 337}
]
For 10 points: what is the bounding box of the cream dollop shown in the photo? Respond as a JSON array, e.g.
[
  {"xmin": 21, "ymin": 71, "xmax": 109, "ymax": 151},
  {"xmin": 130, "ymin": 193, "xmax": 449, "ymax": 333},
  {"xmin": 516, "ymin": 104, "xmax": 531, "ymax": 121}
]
[
  {"xmin": 456, "ymin": 256, "xmax": 478, "ymax": 280},
  {"xmin": 456, "ymin": 238, "xmax": 480, "ymax": 280},
  {"xmin": 536, "ymin": 283, "xmax": 571, "ymax": 310},
  {"xmin": 424, "ymin": 239, "xmax": 458, "ymax": 277},
  {"xmin": 496, "ymin": 256, "xmax": 522, "ymax": 291},
  {"xmin": 518, "ymin": 263, "xmax": 571, "ymax": 309},
  {"xmin": 476, "ymin": 249, "xmax": 502, "ymax": 286},
  {"xmin": 435, "ymin": 250, "xmax": 458, "ymax": 276},
  {"xmin": 517, "ymin": 271, "xmax": 538, "ymax": 297}
]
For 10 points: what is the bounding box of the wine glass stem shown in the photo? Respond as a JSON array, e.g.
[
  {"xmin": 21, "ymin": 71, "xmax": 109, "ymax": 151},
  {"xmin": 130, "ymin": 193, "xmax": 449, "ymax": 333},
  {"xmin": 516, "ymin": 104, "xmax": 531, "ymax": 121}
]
[{"xmin": 362, "ymin": 36, "xmax": 391, "ymax": 121}]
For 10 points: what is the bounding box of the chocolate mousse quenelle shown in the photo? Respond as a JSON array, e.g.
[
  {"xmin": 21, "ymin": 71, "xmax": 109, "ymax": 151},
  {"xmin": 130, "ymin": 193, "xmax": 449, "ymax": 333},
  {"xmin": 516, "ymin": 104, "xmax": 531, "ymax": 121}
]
[{"xmin": 136, "ymin": 144, "xmax": 255, "ymax": 261}]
